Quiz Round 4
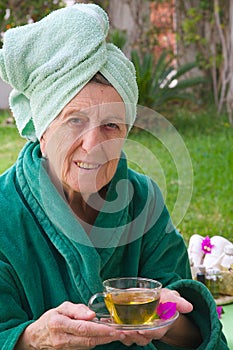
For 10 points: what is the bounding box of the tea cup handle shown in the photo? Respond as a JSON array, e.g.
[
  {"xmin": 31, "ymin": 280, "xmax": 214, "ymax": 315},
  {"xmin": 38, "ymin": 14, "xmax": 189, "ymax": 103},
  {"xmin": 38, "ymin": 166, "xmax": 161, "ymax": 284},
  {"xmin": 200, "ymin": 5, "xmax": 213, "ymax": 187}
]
[{"xmin": 88, "ymin": 292, "xmax": 110, "ymax": 319}]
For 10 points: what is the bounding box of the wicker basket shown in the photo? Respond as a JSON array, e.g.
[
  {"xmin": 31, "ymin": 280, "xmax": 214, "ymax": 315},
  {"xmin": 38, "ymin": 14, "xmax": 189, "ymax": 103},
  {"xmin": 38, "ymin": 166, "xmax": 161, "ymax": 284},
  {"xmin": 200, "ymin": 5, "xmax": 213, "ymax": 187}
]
[{"xmin": 219, "ymin": 271, "xmax": 233, "ymax": 296}]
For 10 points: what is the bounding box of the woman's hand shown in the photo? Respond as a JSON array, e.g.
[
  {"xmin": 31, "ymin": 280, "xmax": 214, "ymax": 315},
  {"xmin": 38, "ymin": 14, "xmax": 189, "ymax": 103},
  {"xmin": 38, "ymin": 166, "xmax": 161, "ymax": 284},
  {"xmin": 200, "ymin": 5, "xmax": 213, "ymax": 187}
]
[
  {"xmin": 118, "ymin": 288, "xmax": 201, "ymax": 348},
  {"xmin": 15, "ymin": 301, "xmax": 125, "ymax": 350},
  {"xmin": 158, "ymin": 287, "xmax": 193, "ymax": 313}
]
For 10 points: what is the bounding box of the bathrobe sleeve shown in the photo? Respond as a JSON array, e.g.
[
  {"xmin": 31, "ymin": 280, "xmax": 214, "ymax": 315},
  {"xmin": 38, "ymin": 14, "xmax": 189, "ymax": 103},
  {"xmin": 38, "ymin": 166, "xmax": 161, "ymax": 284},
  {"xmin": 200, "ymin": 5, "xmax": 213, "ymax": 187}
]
[
  {"xmin": 0, "ymin": 256, "xmax": 34, "ymax": 349},
  {"xmin": 133, "ymin": 179, "xmax": 229, "ymax": 350}
]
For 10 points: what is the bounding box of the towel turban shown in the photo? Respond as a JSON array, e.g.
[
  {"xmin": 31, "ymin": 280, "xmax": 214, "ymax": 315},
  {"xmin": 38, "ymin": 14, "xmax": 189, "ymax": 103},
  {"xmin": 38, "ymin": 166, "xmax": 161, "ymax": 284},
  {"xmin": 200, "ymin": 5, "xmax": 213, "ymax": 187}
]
[{"xmin": 0, "ymin": 4, "xmax": 138, "ymax": 141}]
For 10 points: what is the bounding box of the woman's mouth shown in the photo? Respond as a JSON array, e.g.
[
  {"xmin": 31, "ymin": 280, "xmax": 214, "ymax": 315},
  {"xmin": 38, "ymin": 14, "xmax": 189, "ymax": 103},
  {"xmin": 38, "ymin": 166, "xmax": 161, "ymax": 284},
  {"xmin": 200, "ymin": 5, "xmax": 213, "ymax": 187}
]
[{"xmin": 76, "ymin": 161, "xmax": 101, "ymax": 170}]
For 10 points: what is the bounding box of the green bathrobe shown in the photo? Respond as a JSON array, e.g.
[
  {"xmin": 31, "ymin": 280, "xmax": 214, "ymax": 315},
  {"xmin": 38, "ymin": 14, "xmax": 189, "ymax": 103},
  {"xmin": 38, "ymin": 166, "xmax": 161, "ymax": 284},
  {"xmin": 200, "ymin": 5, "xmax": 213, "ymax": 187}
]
[{"xmin": 0, "ymin": 142, "xmax": 229, "ymax": 350}]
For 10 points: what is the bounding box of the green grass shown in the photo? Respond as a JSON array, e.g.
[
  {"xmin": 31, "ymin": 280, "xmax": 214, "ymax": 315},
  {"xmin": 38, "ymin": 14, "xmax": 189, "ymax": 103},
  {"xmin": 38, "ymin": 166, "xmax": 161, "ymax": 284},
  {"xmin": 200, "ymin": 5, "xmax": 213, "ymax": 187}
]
[
  {"xmin": 126, "ymin": 106, "xmax": 233, "ymax": 244},
  {"xmin": 168, "ymin": 108, "xmax": 233, "ymax": 243},
  {"xmin": 0, "ymin": 107, "xmax": 232, "ymax": 243},
  {"xmin": 0, "ymin": 111, "xmax": 26, "ymax": 173}
]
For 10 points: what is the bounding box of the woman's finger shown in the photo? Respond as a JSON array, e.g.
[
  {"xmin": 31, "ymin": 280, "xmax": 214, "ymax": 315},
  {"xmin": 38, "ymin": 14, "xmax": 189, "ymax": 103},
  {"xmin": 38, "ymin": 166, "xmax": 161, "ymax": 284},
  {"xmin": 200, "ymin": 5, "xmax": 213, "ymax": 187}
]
[
  {"xmin": 56, "ymin": 301, "xmax": 96, "ymax": 320},
  {"xmin": 160, "ymin": 288, "xmax": 193, "ymax": 314}
]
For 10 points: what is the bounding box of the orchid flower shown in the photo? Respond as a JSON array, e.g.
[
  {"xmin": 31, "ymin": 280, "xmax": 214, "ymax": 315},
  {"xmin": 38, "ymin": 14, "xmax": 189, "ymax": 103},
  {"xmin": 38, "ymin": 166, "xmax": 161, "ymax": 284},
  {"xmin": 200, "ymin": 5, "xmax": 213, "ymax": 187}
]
[
  {"xmin": 155, "ymin": 302, "xmax": 177, "ymax": 320},
  {"xmin": 216, "ymin": 306, "xmax": 223, "ymax": 319},
  {"xmin": 201, "ymin": 236, "xmax": 214, "ymax": 254}
]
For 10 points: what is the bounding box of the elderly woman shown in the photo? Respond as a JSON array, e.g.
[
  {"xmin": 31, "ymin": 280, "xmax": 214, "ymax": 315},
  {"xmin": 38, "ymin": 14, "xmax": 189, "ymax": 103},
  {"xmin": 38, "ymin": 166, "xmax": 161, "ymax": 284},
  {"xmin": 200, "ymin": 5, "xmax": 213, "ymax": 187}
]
[{"xmin": 0, "ymin": 3, "xmax": 229, "ymax": 350}]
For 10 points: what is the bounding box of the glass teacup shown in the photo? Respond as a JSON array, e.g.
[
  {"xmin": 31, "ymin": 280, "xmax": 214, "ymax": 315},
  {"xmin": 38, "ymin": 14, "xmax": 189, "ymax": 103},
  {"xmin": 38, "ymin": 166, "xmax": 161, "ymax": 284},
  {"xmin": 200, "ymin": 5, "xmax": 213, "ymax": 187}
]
[{"xmin": 88, "ymin": 277, "xmax": 162, "ymax": 325}]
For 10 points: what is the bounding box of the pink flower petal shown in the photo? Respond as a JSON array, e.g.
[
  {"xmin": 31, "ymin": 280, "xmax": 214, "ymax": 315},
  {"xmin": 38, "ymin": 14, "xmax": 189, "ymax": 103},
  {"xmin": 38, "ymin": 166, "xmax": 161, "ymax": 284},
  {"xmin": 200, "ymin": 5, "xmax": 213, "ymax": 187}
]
[
  {"xmin": 201, "ymin": 236, "xmax": 214, "ymax": 254},
  {"xmin": 216, "ymin": 306, "xmax": 223, "ymax": 319},
  {"xmin": 156, "ymin": 302, "xmax": 177, "ymax": 320}
]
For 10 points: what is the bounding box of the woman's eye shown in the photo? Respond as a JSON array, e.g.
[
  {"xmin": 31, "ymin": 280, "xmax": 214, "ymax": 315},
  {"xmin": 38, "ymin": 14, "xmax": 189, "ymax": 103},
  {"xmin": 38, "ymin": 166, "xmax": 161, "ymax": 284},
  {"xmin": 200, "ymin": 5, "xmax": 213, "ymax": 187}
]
[
  {"xmin": 68, "ymin": 118, "xmax": 83, "ymax": 126},
  {"xmin": 104, "ymin": 122, "xmax": 119, "ymax": 130}
]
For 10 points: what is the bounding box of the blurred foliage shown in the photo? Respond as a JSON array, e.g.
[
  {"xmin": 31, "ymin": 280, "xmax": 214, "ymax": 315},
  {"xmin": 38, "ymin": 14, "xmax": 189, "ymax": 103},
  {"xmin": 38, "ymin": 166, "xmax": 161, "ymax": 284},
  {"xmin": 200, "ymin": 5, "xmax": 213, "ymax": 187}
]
[
  {"xmin": 0, "ymin": 0, "xmax": 66, "ymax": 47},
  {"xmin": 179, "ymin": 2, "xmax": 223, "ymax": 72},
  {"xmin": 1, "ymin": 0, "xmax": 227, "ymax": 120},
  {"xmin": 108, "ymin": 28, "xmax": 127, "ymax": 51},
  {"xmin": 109, "ymin": 28, "xmax": 206, "ymax": 112},
  {"xmin": 176, "ymin": 0, "xmax": 232, "ymax": 121},
  {"xmin": 131, "ymin": 49, "xmax": 206, "ymax": 111}
]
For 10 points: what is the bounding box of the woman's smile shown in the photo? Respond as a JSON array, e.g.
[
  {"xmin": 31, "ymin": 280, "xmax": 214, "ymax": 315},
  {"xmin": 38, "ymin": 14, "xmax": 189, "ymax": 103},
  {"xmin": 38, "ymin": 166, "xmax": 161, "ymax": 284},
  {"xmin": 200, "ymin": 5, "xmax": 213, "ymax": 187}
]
[{"xmin": 75, "ymin": 161, "xmax": 101, "ymax": 170}]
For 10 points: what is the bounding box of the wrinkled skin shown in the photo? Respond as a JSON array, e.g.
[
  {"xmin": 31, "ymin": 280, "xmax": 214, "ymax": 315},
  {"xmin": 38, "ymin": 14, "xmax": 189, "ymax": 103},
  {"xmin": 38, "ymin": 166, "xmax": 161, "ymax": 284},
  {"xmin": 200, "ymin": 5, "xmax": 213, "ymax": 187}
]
[{"xmin": 16, "ymin": 289, "xmax": 195, "ymax": 349}]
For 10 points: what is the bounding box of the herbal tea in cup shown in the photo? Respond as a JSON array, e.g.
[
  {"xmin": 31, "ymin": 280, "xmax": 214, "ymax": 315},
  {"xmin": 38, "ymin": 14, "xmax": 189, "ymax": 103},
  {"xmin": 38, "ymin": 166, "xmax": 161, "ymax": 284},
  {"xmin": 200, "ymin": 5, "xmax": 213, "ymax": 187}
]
[{"xmin": 88, "ymin": 277, "xmax": 162, "ymax": 325}]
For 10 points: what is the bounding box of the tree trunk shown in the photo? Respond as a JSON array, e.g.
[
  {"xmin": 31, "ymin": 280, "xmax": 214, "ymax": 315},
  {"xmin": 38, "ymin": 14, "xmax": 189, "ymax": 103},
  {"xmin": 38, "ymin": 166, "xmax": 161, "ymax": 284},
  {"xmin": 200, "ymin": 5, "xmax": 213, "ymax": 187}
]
[
  {"xmin": 108, "ymin": 0, "xmax": 150, "ymax": 58},
  {"xmin": 227, "ymin": 0, "xmax": 233, "ymax": 124},
  {"xmin": 174, "ymin": 0, "xmax": 204, "ymax": 77},
  {"xmin": 214, "ymin": 0, "xmax": 230, "ymax": 114}
]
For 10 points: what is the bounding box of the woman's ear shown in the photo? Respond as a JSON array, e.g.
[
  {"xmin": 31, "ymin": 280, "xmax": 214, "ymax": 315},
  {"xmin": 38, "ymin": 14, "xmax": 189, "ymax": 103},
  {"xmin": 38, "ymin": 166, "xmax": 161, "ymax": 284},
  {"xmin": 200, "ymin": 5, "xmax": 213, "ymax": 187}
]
[{"xmin": 40, "ymin": 134, "xmax": 47, "ymax": 158}]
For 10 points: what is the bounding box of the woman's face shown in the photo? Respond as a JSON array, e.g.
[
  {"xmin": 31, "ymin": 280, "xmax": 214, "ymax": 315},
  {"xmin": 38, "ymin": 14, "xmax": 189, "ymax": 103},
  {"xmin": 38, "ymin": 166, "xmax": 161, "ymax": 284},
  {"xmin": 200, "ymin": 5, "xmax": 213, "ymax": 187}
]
[{"xmin": 40, "ymin": 82, "xmax": 127, "ymax": 197}]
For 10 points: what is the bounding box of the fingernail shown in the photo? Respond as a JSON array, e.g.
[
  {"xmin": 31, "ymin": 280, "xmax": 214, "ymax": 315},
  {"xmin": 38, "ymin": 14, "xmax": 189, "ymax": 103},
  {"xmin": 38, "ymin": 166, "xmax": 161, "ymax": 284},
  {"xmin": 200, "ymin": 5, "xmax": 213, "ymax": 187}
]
[
  {"xmin": 138, "ymin": 331, "xmax": 145, "ymax": 335},
  {"xmin": 86, "ymin": 310, "xmax": 95, "ymax": 316},
  {"xmin": 120, "ymin": 333, "xmax": 126, "ymax": 340}
]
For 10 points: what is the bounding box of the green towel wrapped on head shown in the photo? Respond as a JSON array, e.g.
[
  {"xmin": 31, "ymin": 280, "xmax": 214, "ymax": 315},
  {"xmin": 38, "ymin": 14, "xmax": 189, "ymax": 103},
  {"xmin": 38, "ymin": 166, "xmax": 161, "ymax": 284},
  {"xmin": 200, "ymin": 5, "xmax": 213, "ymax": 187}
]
[{"xmin": 0, "ymin": 3, "xmax": 138, "ymax": 141}]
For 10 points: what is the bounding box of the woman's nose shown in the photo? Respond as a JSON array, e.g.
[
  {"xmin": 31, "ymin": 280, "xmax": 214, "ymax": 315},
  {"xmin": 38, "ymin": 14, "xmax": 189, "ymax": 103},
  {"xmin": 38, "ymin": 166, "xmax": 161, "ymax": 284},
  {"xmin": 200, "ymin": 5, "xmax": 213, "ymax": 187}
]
[{"xmin": 80, "ymin": 126, "xmax": 104, "ymax": 152}]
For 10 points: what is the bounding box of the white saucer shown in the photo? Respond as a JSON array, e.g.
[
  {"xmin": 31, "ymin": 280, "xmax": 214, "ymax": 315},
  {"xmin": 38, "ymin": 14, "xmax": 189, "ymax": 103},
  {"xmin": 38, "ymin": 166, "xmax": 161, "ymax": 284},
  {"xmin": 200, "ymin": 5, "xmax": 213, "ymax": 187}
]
[{"xmin": 91, "ymin": 311, "xmax": 179, "ymax": 330}]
